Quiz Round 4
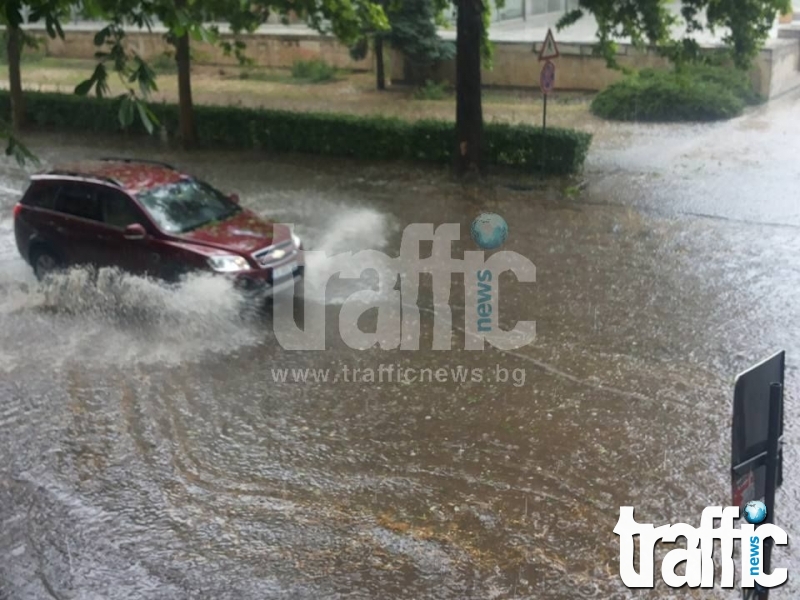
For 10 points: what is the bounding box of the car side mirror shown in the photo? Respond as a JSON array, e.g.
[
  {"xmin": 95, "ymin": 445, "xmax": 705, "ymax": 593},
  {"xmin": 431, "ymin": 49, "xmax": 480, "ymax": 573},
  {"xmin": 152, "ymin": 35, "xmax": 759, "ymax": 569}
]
[
  {"xmin": 229, "ymin": 193, "xmax": 240, "ymax": 204},
  {"xmin": 124, "ymin": 223, "xmax": 147, "ymax": 240}
]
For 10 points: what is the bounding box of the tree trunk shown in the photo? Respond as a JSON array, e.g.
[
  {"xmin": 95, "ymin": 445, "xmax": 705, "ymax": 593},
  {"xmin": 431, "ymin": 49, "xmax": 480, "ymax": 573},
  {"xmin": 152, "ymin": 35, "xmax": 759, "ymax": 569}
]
[
  {"xmin": 375, "ymin": 36, "xmax": 386, "ymax": 90},
  {"xmin": 7, "ymin": 25, "xmax": 25, "ymax": 132},
  {"xmin": 174, "ymin": 31, "xmax": 196, "ymax": 148},
  {"xmin": 454, "ymin": 0, "xmax": 484, "ymax": 176}
]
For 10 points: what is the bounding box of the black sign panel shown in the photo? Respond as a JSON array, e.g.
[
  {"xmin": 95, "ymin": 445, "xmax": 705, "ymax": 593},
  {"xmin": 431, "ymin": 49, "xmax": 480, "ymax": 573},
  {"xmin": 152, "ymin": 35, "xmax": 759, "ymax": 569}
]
[{"xmin": 731, "ymin": 351, "xmax": 785, "ymax": 507}]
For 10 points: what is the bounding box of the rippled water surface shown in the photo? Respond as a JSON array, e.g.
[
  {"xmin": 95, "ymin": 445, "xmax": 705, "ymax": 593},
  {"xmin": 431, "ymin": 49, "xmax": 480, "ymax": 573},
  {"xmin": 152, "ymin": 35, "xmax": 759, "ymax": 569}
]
[{"xmin": 1, "ymin": 96, "xmax": 799, "ymax": 600}]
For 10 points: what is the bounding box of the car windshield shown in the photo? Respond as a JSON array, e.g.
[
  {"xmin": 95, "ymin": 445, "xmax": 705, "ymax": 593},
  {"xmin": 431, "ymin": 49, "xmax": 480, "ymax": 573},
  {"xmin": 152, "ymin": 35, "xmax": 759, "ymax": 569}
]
[{"xmin": 136, "ymin": 179, "xmax": 241, "ymax": 234}]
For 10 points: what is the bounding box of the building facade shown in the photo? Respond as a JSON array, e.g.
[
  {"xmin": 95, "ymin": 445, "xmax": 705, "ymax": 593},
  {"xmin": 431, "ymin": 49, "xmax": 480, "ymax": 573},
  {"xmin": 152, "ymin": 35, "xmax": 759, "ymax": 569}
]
[{"xmin": 443, "ymin": 0, "xmax": 581, "ymax": 24}]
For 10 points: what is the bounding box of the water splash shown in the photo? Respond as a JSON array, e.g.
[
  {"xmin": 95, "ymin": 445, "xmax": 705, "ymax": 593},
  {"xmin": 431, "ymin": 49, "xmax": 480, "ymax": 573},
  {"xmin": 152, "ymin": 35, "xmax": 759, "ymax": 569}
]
[
  {"xmin": 0, "ymin": 262, "xmax": 261, "ymax": 370},
  {"xmin": 273, "ymin": 204, "xmax": 395, "ymax": 306}
]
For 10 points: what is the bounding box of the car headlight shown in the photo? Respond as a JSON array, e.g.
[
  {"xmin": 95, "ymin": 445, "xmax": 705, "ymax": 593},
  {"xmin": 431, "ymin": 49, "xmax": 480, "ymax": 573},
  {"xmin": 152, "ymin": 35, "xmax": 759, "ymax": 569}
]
[
  {"xmin": 208, "ymin": 254, "xmax": 250, "ymax": 273},
  {"xmin": 291, "ymin": 231, "xmax": 302, "ymax": 248}
]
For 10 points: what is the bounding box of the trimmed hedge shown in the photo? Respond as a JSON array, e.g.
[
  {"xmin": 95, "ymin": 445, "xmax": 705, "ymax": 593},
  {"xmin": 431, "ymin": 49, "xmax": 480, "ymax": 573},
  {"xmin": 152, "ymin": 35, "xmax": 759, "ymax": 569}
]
[
  {"xmin": 0, "ymin": 91, "xmax": 592, "ymax": 174},
  {"xmin": 591, "ymin": 65, "xmax": 762, "ymax": 122}
]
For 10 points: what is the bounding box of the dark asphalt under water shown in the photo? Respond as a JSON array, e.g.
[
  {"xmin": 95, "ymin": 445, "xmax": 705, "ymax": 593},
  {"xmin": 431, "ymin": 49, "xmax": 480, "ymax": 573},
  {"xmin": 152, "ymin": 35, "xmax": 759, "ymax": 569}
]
[{"xmin": 1, "ymin": 91, "xmax": 799, "ymax": 599}]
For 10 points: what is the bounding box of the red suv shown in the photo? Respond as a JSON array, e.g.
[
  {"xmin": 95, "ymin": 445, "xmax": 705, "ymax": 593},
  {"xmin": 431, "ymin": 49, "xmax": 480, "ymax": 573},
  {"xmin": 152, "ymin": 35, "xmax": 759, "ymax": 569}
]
[{"xmin": 13, "ymin": 158, "xmax": 303, "ymax": 295}]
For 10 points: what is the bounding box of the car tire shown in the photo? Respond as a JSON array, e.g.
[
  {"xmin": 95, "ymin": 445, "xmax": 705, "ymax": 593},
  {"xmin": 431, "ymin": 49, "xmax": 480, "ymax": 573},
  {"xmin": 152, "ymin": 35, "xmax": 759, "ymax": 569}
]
[{"xmin": 31, "ymin": 248, "xmax": 62, "ymax": 282}]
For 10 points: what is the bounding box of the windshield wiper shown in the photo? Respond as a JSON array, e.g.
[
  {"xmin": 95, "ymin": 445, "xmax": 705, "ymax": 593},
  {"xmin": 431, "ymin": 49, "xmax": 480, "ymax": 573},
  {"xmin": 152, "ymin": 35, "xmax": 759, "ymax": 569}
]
[{"xmin": 178, "ymin": 218, "xmax": 217, "ymax": 233}]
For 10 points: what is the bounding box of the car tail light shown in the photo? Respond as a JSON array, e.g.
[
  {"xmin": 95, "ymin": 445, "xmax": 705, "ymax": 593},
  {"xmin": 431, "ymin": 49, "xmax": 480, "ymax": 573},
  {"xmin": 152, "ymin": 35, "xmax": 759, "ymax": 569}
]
[{"xmin": 12, "ymin": 204, "xmax": 22, "ymax": 219}]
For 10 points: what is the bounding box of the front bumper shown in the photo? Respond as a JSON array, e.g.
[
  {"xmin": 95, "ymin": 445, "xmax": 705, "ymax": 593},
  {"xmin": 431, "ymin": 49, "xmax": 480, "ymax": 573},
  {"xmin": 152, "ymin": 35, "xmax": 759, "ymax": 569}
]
[{"xmin": 233, "ymin": 263, "xmax": 305, "ymax": 299}]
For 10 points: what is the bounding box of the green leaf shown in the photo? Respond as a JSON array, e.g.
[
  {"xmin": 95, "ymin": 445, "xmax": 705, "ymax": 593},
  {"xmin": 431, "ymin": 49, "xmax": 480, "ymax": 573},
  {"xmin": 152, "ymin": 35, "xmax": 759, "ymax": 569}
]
[
  {"xmin": 22, "ymin": 30, "xmax": 40, "ymax": 50},
  {"xmin": 119, "ymin": 95, "xmax": 135, "ymax": 128},
  {"xmin": 128, "ymin": 56, "xmax": 159, "ymax": 97},
  {"xmin": 96, "ymin": 77, "xmax": 111, "ymax": 98},
  {"xmin": 4, "ymin": 134, "xmax": 39, "ymax": 167},
  {"xmin": 557, "ymin": 9, "xmax": 583, "ymax": 31},
  {"xmin": 94, "ymin": 26, "xmax": 112, "ymax": 46},
  {"xmin": 5, "ymin": 6, "xmax": 24, "ymax": 28},
  {"xmin": 188, "ymin": 24, "xmax": 218, "ymax": 44},
  {"xmin": 74, "ymin": 78, "xmax": 95, "ymax": 96},
  {"xmin": 136, "ymin": 100, "xmax": 159, "ymax": 135},
  {"xmin": 75, "ymin": 63, "xmax": 110, "ymax": 98}
]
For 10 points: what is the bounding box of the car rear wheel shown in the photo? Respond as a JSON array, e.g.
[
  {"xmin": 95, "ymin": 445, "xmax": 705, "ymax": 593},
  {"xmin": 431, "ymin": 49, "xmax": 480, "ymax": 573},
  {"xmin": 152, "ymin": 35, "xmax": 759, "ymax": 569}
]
[{"xmin": 32, "ymin": 249, "xmax": 62, "ymax": 282}]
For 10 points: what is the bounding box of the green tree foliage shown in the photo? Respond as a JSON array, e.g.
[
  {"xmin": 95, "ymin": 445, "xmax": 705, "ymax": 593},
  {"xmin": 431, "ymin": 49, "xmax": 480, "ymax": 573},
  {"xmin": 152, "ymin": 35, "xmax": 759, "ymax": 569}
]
[
  {"xmin": 2, "ymin": 0, "xmax": 72, "ymax": 164},
  {"xmin": 350, "ymin": 0, "xmax": 453, "ymax": 87},
  {"xmin": 76, "ymin": 0, "xmax": 388, "ymax": 146},
  {"xmin": 557, "ymin": 0, "xmax": 791, "ymax": 69},
  {"xmin": 72, "ymin": 4, "xmax": 161, "ymax": 134},
  {"xmin": 76, "ymin": 0, "xmax": 265, "ymax": 144},
  {"xmin": 479, "ymin": 0, "xmax": 498, "ymax": 66},
  {"xmin": 389, "ymin": 0, "xmax": 454, "ymax": 64},
  {"xmin": 1, "ymin": 120, "xmax": 38, "ymax": 165}
]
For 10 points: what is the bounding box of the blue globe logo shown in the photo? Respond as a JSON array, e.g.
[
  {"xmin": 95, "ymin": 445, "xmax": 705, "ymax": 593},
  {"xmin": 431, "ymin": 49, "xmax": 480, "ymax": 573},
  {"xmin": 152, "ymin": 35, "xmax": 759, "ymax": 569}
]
[
  {"xmin": 744, "ymin": 500, "xmax": 767, "ymax": 524},
  {"xmin": 470, "ymin": 213, "xmax": 508, "ymax": 250}
]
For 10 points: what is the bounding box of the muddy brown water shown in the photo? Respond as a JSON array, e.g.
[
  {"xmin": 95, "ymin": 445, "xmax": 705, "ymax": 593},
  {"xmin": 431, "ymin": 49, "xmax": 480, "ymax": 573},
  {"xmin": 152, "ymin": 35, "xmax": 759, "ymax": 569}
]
[{"xmin": 1, "ymin": 98, "xmax": 799, "ymax": 600}]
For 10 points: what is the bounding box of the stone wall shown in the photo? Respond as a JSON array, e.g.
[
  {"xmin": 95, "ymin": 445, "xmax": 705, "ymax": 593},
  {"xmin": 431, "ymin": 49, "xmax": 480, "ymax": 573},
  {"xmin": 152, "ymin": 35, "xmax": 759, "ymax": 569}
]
[
  {"xmin": 391, "ymin": 40, "xmax": 799, "ymax": 99},
  {"xmin": 761, "ymin": 39, "xmax": 800, "ymax": 98},
  {"xmin": 38, "ymin": 29, "xmax": 374, "ymax": 72},
  {"xmin": 396, "ymin": 42, "xmax": 671, "ymax": 91},
  {"xmin": 27, "ymin": 26, "xmax": 800, "ymax": 99}
]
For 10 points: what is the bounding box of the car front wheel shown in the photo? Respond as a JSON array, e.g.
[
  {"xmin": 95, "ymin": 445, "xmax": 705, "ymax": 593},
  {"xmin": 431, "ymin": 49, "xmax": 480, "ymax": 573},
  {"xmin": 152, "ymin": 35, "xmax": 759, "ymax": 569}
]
[{"xmin": 32, "ymin": 249, "xmax": 62, "ymax": 282}]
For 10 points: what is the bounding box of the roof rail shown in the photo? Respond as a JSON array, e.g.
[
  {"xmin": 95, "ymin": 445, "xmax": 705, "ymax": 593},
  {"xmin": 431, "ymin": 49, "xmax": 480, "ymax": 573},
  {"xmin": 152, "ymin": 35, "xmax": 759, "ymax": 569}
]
[
  {"xmin": 98, "ymin": 157, "xmax": 177, "ymax": 170},
  {"xmin": 35, "ymin": 170, "xmax": 123, "ymax": 187}
]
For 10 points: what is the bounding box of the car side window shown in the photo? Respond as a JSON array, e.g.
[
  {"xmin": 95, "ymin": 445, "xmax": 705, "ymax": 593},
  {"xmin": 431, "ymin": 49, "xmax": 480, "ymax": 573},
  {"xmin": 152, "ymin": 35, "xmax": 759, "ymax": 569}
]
[
  {"xmin": 54, "ymin": 183, "xmax": 102, "ymax": 221},
  {"xmin": 98, "ymin": 188, "xmax": 147, "ymax": 229},
  {"xmin": 22, "ymin": 181, "xmax": 61, "ymax": 210}
]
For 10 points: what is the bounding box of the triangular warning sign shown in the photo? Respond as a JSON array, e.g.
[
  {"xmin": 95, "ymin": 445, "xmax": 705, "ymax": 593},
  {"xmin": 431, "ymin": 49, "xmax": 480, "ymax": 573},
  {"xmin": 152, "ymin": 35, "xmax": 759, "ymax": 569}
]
[{"xmin": 537, "ymin": 28, "xmax": 559, "ymax": 61}]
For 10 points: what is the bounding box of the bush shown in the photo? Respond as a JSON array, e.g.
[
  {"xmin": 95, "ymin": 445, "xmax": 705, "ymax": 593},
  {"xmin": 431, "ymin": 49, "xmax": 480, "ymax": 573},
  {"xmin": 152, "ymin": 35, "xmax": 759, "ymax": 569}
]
[
  {"xmin": 485, "ymin": 121, "xmax": 592, "ymax": 174},
  {"xmin": 150, "ymin": 52, "xmax": 177, "ymax": 74},
  {"xmin": 0, "ymin": 90, "xmax": 592, "ymax": 174},
  {"xmin": 290, "ymin": 59, "xmax": 337, "ymax": 83},
  {"xmin": 591, "ymin": 65, "xmax": 762, "ymax": 122},
  {"xmin": 681, "ymin": 62, "xmax": 763, "ymax": 106},
  {"xmin": 414, "ymin": 80, "xmax": 449, "ymax": 101}
]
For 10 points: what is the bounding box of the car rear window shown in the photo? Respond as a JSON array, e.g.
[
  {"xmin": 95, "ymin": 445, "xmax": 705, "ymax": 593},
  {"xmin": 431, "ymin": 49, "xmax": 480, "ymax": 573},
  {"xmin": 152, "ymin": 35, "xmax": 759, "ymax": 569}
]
[
  {"xmin": 21, "ymin": 180, "xmax": 60, "ymax": 210},
  {"xmin": 54, "ymin": 183, "xmax": 102, "ymax": 221}
]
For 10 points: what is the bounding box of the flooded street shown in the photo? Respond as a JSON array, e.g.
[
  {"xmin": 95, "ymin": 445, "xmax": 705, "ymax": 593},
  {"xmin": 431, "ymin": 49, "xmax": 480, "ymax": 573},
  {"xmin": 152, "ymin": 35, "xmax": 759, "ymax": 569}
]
[{"xmin": 2, "ymin": 91, "xmax": 800, "ymax": 599}]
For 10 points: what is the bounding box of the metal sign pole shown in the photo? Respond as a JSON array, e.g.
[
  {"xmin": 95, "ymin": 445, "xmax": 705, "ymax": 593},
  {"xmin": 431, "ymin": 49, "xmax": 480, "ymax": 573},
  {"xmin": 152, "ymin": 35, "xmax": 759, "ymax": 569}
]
[
  {"xmin": 731, "ymin": 351, "xmax": 785, "ymax": 600},
  {"xmin": 536, "ymin": 31, "xmax": 558, "ymax": 179},
  {"xmin": 758, "ymin": 382, "xmax": 783, "ymax": 599},
  {"xmin": 541, "ymin": 93, "xmax": 547, "ymax": 177}
]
